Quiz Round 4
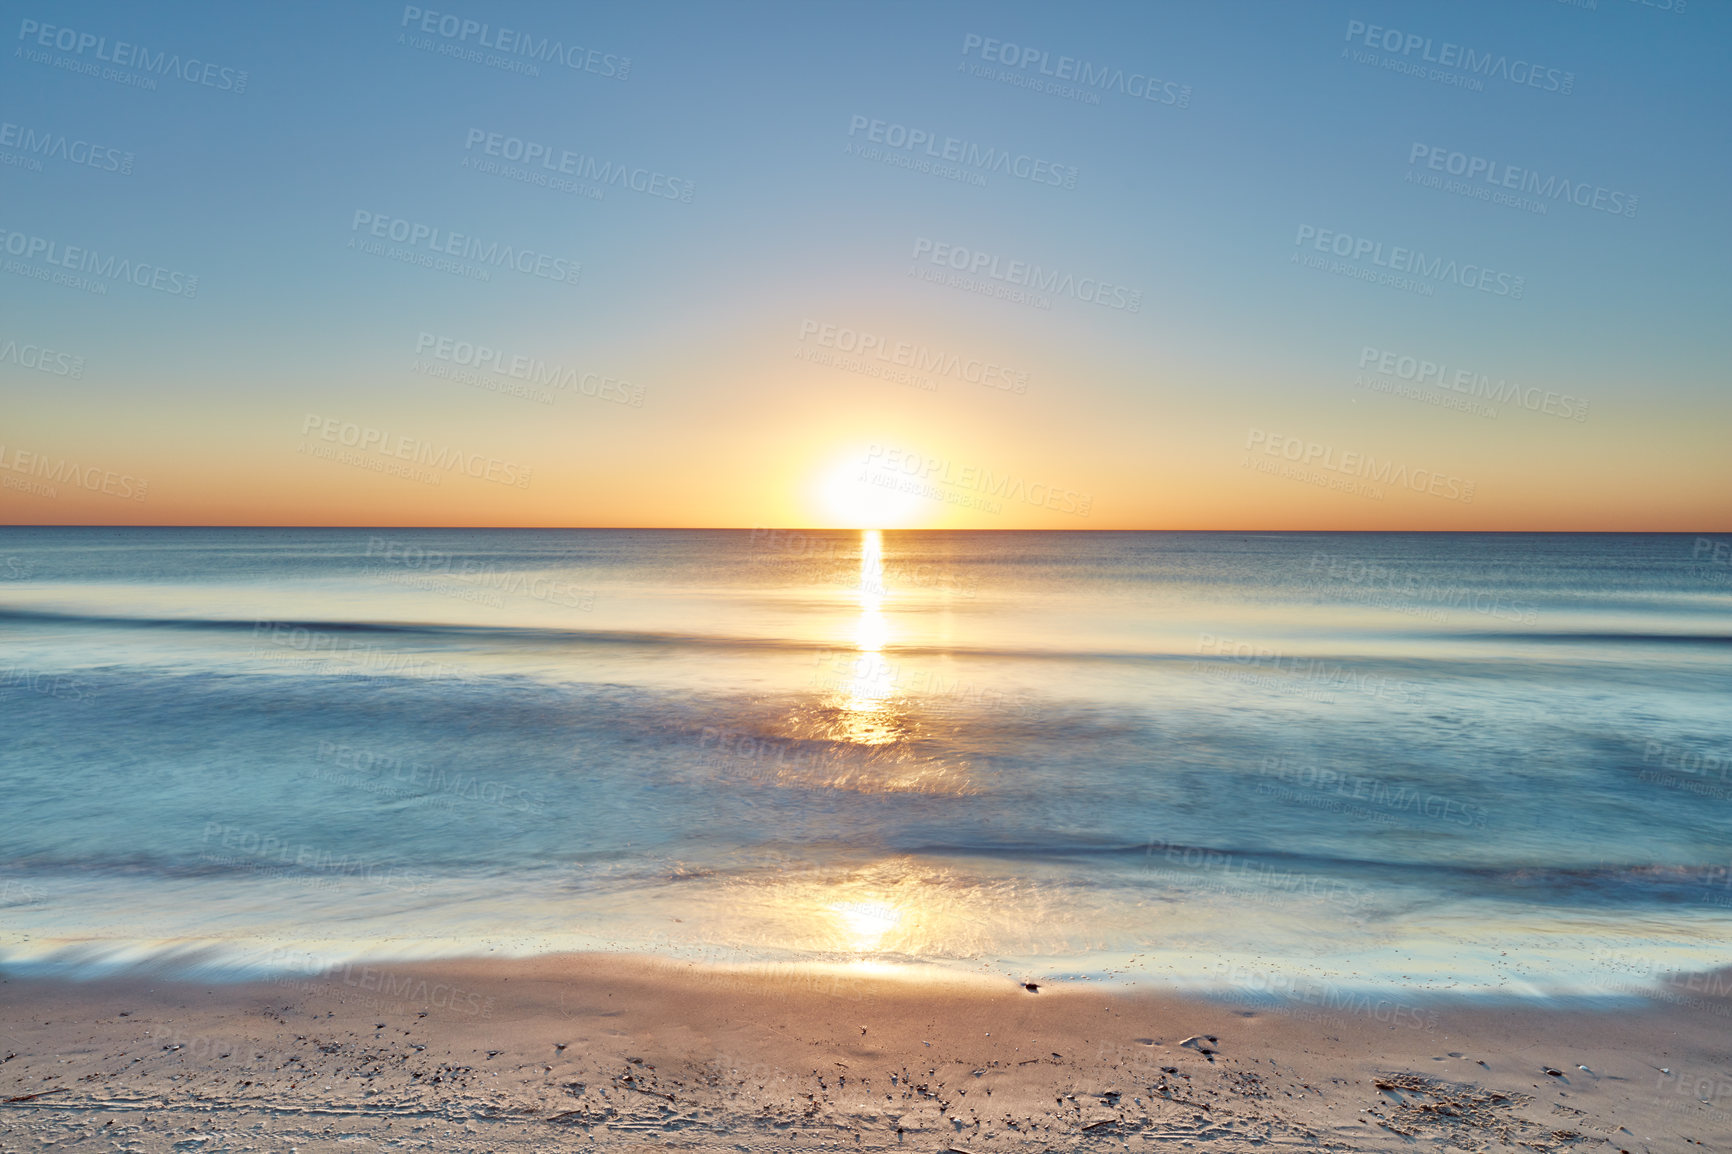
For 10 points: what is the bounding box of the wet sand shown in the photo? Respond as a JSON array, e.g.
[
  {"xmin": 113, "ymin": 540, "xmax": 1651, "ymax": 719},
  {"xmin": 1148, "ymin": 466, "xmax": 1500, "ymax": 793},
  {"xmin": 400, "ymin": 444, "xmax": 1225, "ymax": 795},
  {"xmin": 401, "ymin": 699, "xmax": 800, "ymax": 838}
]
[{"xmin": 3, "ymin": 953, "xmax": 1729, "ymax": 1152}]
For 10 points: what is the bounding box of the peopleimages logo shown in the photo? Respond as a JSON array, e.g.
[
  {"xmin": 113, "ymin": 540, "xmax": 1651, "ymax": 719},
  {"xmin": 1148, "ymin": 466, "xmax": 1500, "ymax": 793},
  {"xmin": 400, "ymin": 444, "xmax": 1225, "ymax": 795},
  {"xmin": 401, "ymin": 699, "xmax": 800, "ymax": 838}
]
[
  {"xmin": 1356, "ymin": 346, "xmax": 1588, "ymax": 421},
  {"xmin": 0, "ymin": 228, "xmax": 199, "ymax": 297},
  {"xmin": 0, "ymin": 338, "xmax": 84, "ymax": 378},
  {"xmin": 316, "ymin": 738, "xmax": 551, "ymax": 814},
  {"xmin": 414, "ymin": 332, "xmax": 642, "ymax": 406},
  {"xmin": 1258, "ymin": 756, "xmax": 1489, "ymax": 828},
  {"xmin": 462, "ymin": 129, "xmax": 692, "ymax": 202},
  {"xmin": 798, "ymin": 320, "xmax": 1028, "ymax": 394},
  {"xmin": 863, "ymin": 444, "xmax": 1091, "ymax": 516},
  {"xmin": 1343, "ymin": 20, "xmax": 1574, "ymax": 94},
  {"xmin": 1293, "ymin": 226, "xmax": 1524, "ymax": 298},
  {"xmin": 399, "ymin": 6, "xmax": 629, "ymax": 78},
  {"xmin": 299, "ymin": 414, "xmax": 533, "ymax": 488},
  {"xmin": 349, "ymin": 212, "xmax": 579, "ymax": 285},
  {"xmin": 910, "ymin": 238, "xmax": 1141, "ymax": 312},
  {"xmin": 1245, "ymin": 429, "xmax": 1475, "ymax": 503},
  {"xmin": 0, "ymin": 444, "xmax": 148, "ymax": 500},
  {"xmin": 1406, "ymin": 144, "xmax": 1636, "ymax": 218},
  {"xmin": 16, "ymin": 18, "xmax": 249, "ymax": 91},
  {"xmin": 0, "ymin": 121, "xmax": 133, "ymax": 174},
  {"xmin": 847, "ymin": 115, "xmax": 1078, "ymax": 188},
  {"xmin": 960, "ymin": 34, "xmax": 1191, "ymax": 107}
]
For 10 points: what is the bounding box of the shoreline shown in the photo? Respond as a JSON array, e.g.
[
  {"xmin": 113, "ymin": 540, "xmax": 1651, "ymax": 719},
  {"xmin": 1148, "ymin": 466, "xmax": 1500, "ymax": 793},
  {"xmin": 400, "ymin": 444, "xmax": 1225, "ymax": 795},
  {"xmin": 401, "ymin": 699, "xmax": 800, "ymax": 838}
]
[{"xmin": 4, "ymin": 952, "xmax": 1729, "ymax": 1151}]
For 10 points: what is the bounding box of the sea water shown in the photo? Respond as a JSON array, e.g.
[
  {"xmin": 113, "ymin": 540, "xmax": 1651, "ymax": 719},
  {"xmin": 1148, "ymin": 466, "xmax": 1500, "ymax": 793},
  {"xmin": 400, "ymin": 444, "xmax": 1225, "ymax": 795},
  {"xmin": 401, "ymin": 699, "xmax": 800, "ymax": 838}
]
[{"xmin": 2, "ymin": 528, "xmax": 1729, "ymax": 1002}]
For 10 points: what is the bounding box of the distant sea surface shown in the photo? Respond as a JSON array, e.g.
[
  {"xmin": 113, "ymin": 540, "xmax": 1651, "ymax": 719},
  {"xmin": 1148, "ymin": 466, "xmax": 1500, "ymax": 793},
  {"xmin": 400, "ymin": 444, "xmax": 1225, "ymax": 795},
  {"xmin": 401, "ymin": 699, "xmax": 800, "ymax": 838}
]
[{"xmin": 3, "ymin": 528, "xmax": 1730, "ymax": 1000}]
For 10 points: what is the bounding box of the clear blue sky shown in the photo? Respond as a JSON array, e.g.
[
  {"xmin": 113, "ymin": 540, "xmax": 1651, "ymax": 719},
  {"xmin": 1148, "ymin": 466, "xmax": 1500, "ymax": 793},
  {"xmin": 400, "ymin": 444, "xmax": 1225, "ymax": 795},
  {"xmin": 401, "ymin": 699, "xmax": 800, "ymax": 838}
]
[{"xmin": 4, "ymin": 0, "xmax": 1728, "ymax": 527}]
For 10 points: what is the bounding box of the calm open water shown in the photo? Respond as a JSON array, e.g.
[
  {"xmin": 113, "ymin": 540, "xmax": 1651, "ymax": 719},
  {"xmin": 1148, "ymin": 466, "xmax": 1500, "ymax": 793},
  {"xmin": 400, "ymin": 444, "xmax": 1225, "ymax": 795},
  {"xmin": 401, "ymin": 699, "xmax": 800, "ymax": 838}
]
[{"xmin": 2, "ymin": 528, "xmax": 1729, "ymax": 1000}]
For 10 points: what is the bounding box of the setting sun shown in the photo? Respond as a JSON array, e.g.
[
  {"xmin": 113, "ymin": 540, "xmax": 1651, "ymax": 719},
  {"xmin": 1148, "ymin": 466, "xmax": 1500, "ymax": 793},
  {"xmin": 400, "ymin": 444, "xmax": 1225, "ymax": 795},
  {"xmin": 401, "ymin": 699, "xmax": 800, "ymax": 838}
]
[{"xmin": 815, "ymin": 454, "xmax": 928, "ymax": 529}]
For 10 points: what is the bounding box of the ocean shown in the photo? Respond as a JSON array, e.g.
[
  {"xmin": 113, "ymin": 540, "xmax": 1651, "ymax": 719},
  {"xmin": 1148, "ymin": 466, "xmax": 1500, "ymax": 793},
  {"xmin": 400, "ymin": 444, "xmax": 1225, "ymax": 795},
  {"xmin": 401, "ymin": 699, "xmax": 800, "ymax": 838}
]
[{"xmin": 2, "ymin": 528, "xmax": 1729, "ymax": 1002}]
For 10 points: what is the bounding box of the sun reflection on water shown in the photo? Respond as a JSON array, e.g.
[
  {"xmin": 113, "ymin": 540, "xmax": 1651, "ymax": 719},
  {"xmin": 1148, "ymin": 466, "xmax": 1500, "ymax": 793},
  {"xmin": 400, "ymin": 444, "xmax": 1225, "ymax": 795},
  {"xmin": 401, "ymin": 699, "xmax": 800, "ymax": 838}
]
[
  {"xmin": 829, "ymin": 899, "xmax": 902, "ymax": 951},
  {"xmin": 833, "ymin": 529, "xmax": 903, "ymax": 746},
  {"xmin": 854, "ymin": 528, "xmax": 888, "ymax": 651},
  {"xmin": 715, "ymin": 857, "xmax": 1026, "ymax": 960},
  {"xmin": 750, "ymin": 530, "xmax": 978, "ymax": 794}
]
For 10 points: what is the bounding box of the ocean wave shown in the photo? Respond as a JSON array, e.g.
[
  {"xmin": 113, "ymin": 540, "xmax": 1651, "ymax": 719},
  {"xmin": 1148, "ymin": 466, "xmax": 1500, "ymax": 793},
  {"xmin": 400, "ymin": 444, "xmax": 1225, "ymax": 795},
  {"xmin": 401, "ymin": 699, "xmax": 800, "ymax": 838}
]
[
  {"xmin": 1433, "ymin": 630, "xmax": 1732, "ymax": 646},
  {"xmin": 21, "ymin": 604, "xmax": 1719, "ymax": 667}
]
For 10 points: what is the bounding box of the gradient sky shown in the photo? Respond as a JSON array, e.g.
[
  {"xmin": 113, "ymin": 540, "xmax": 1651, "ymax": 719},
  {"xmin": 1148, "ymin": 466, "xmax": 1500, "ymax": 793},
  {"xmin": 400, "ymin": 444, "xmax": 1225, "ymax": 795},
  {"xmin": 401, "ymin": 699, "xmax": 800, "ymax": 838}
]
[{"xmin": 3, "ymin": 0, "xmax": 1728, "ymax": 529}]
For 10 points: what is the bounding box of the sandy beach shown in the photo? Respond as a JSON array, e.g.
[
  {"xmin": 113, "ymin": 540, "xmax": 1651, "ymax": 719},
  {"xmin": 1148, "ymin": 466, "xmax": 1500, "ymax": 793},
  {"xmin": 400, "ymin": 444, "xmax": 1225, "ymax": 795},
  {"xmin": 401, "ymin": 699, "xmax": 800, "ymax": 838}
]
[{"xmin": 3, "ymin": 954, "xmax": 1729, "ymax": 1152}]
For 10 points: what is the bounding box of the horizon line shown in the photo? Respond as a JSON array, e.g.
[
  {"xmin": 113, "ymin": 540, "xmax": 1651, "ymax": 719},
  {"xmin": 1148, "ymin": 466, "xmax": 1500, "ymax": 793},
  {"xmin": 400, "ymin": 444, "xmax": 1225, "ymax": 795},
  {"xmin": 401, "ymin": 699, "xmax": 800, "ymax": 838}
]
[{"xmin": 2, "ymin": 524, "xmax": 1727, "ymax": 535}]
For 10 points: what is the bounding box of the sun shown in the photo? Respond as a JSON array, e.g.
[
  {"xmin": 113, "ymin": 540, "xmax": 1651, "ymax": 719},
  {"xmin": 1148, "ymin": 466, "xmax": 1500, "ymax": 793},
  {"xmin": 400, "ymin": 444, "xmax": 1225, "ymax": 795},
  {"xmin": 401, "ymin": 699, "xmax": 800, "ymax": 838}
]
[{"xmin": 815, "ymin": 453, "xmax": 927, "ymax": 529}]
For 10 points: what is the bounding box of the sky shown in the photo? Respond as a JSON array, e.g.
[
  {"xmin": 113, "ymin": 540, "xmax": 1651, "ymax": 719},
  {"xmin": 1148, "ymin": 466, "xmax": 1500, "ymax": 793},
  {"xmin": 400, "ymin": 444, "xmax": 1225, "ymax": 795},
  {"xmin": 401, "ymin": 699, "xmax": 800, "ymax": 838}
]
[{"xmin": 2, "ymin": 0, "xmax": 1728, "ymax": 529}]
